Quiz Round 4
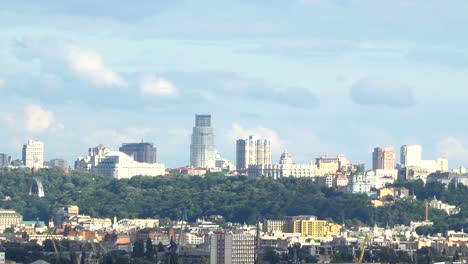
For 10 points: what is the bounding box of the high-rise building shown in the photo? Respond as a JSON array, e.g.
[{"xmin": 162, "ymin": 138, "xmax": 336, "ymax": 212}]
[
  {"xmin": 210, "ymin": 233, "xmax": 255, "ymax": 264},
  {"xmin": 236, "ymin": 135, "xmax": 271, "ymax": 171},
  {"xmin": 119, "ymin": 142, "xmax": 157, "ymax": 163},
  {"xmin": 190, "ymin": 114, "xmax": 216, "ymax": 168},
  {"xmin": 372, "ymin": 146, "xmax": 395, "ymax": 170},
  {"xmin": 0, "ymin": 154, "xmax": 11, "ymax": 167},
  {"xmin": 22, "ymin": 140, "xmax": 44, "ymax": 169},
  {"xmin": 400, "ymin": 144, "xmax": 422, "ymax": 167}
]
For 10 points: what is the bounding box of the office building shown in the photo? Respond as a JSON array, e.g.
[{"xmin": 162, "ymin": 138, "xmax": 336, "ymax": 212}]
[
  {"xmin": 400, "ymin": 145, "xmax": 422, "ymax": 167},
  {"xmin": 248, "ymin": 150, "xmax": 317, "ymax": 179},
  {"xmin": 210, "ymin": 232, "xmax": 255, "ymax": 264},
  {"xmin": 190, "ymin": 114, "xmax": 216, "ymax": 168},
  {"xmin": 119, "ymin": 142, "xmax": 157, "ymax": 163},
  {"xmin": 48, "ymin": 159, "xmax": 67, "ymax": 169},
  {"xmin": 0, "ymin": 154, "xmax": 11, "ymax": 167},
  {"xmin": 236, "ymin": 135, "xmax": 271, "ymax": 171},
  {"xmin": 22, "ymin": 139, "xmax": 44, "ymax": 169},
  {"xmin": 263, "ymin": 216, "xmax": 341, "ymax": 237},
  {"xmin": 316, "ymin": 156, "xmax": 340, "ymax": 175},
  {"xmin": 436, "ymin": 158, "xmax": 449, "ymax": 172},
  {"xmin": 372, "ymin": 146, "xmax": 395, "ymax": 170},
  {"xmin": 91, "ymin": 151, "xmax": 165, "ymax": 179},
  {"xmin": 0, "ymin": 209, "xmax": 22, "ymax": 232}
]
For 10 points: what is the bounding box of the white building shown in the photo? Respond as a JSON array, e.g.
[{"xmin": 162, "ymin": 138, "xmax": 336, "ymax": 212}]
[
  {"xmin": 184, "ymin": 232, "xmax": 205, "ymax": 245},
  {"xmin": 400, "ymin": 144, "xmax": 448, "ymax": 173},
  {"xmin": 22, "ymin": 140, "xmax": 44, "ymax": 169},
  {"xmin": 236, "ymin": 135, "xmax": 272, "ymax": 171},
  {"xmin": 401, "ymin": 145, "xmax": 422, "ymax": 167},
  {"xmin": 248, "ymin": 150, "xmax": 317, "ymax": 179},
  {"xmin": 372, "ymin": 169, "xmax": 398, "ymax": 189},
  {"xmin": 91, "ymin": 151, "xmax": 165, "ymax": 179},
  {"xmin": 349, "ymin": 174, "xmax": 371, "ymax": 193},
  {"xmin": 210, "ymin": 232, "xmax": 255, "ymax": 264},
  {"xmin": 0, "ymin": 209, "xmax": 22, "ymax": 232},
  {"xmin": 190, "ymin": 114, "xmax": 216, "ymax": 168}
]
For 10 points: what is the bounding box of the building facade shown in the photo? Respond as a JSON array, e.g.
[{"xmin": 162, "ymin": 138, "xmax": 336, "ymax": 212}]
[
  {"xmin": 91, "ymin": 151, "xmax": 165, "ymax": 179},
  {"xmin": 400, "ymin": 144, "xmax": 422, "ymax": 167},
  {"xmin": 190, "ymin": 114, "xmax": 216, "ymax": 168},
  {"xmin": 119, "ymin": 142, "xmax": 157, "ymax": 163},
  {"xmin": 316, "ymin": 156, "xmax": 340, "ymax": 175},
  {"xmin": 0, "ymin": 153, "xmax": 10, "ymax": 167},
  {"xmin": 22, "ymin": 139, "xmax": 44, "ymax": 169},
  {"xmin": 0, "ymin": 210, "xmax": 23, "ymax": 232},
  {"xmin": 248, "ymin": 150, "xmax": 317, "ymax": 179},
  {"xmin": 48, "ymin": 159, "xmax": 67, "ymax": 169},
  {"xmin": 210, "ymin": 233, "xmax": 255, "ymax": 264},
  {"xmin": 372, "ymin": 146, "xmax": 396, "ymax": 170},
  {"xmin": 236, "ymin": 135, "xmax": 272, "ymax": 171}
]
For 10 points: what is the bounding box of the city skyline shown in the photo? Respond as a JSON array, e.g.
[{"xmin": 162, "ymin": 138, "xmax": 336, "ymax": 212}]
[{"xmin": 1, "ymin": 1, "xmax": 468, "ymax": 168}]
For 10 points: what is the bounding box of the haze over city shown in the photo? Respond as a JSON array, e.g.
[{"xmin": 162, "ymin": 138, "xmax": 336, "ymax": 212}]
[{"xmin": 1, "ymin": 1, "xmax": 468, "ymax": 168}]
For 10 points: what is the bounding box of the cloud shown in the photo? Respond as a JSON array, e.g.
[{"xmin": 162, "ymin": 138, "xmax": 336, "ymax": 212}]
[
  {"xmin": 437, "ymin": 136, "xmax": 468, "ymax": 164},
  {"xmin": 226, "ymin": 123, "xmax": 287, "ymax": 154},
  {"xmin": 64, "ymin": 45, "xmax": 126, "ymax": 87},
  {"xmin": 24, "ymin": 104, "xmax": 56, "ymax": 133},
  {"xmin": 13, "ymin": 38, "xmax": 126, "ymax": 87},
  {"xmin": 0, "ymin": 79, "xmax": 5, "ymax": 88},
  {"xmin": 140, "ymin": 75, "xmax": 178, "ymax": 96},
  {"xmin": 350, "ymin": 77, "xmax": 416, "ymax": 107},
  {"xmin": 84, "ymin": 127, "xmax": 151, "ymax": 149}
]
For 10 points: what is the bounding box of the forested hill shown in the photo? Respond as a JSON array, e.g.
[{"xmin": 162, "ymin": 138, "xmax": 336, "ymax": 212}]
[{"xmin": 0, "ymin": 168, "xmax": 466, "ymax": 233}]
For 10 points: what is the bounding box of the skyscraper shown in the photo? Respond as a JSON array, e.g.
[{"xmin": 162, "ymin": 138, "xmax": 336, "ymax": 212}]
[
  {"xmin": 210, "ymin": 233, "xmax": 255, "ymax": 264},
  {"xmin": 190, "ymin": 114, "xmax": 216, "ymax": 168},
  {"xmin": 22, "ymin": 139, "xmax": 44, "ymax": 169},
  {"xmin": 119, "ymin": 142, "xmax": 157, "ymax": 163},
  {"xmin": 400, "ymin": 144, "xmax": 422, "ymax": 167},
  {"xmin": 236, "ymin": 135, "xmax": 272, "ymax": 171},
  {"xmin": 372, "ymin": 146, "xmax": 395, "ymax": 170},
  {"xmin": 0, "ymin": 154, "xmax": 11, "ymax": 168}
]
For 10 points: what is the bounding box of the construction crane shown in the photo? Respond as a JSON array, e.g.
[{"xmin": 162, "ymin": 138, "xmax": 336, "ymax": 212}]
[
  {"xmin": 45, "ymin": 228, "xmax": 60, "ymax": 263},
  {"xmin": 354, "ymin": 234, "xmax": 370, "ymax": 263}
]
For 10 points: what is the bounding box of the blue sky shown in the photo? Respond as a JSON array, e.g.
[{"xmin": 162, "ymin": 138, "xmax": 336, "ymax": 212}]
[{"xmin": 1, "ymin": 0, "xmax": 468, "ymax": 168}]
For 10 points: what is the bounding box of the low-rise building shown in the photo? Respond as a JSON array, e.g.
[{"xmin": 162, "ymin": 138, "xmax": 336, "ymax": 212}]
[
  {"xmin": 0, "ymin": 210, "xmax": 23, "ymax": 232},
  {"xmin": 248, "ymin": 150, "xmax": 317, "ymax": 179},
  {"xmin": 92, "ymin": 151, "xmax": 166, "ymax": 179}
]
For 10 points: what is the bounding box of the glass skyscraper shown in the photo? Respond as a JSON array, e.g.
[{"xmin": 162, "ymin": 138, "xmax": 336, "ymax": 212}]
[{"xmin": 190, "ymin": 114, "xmax": 216, "ymax": 168}]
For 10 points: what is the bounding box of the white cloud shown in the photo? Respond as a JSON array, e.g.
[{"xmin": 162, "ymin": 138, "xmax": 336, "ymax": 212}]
[
  {"xmin": 85, "ymin": 127, "xmax": 151, "ymax": 148},
  {"xmin": 140, "ymin": 75, "xmax": 178, "ymax": 96},
  {"xmin": 24, "ymin": 104, "xmax": 56, "ymax": 133},
  {"xmin": 64, "ymin": 45, "xmax": 126, "ymax": 87},
  {"xmin": 437, "ymin": 136, "xmax": 468, "ymax": 164},
  {"xmin": 226, "ymin": 123, "xmax": 287, "ymax": 154}
]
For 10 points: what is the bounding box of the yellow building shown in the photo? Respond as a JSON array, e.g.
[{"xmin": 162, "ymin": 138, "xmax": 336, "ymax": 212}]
[
  {"xmin": 378, "ymin": 187, "xmax": 393, "ymax": 198},
  {"xmin": 301, "ymin": 220, "xmax": 327, "ymax": 237},
  {"xmin": 264, "ymin": 216, "xmax": 341, "ymax": 238},
  {"xmin": 328, "ymin": 223, "xmax": 342, "ymax": 236},
  {"xmin": 371, "ymin": 200, "xmax": 384, "ymax": 207}
]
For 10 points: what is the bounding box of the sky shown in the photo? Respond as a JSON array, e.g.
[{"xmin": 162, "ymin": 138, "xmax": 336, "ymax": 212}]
[{"xmin": 1, "ymin": 0, "xmax": 468, "ymax": 168}]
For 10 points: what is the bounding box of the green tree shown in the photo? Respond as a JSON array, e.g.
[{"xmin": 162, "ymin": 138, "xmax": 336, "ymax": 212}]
[
  {"xmin": 132, "ymin": 240, "xmax": 145, "ymax": 258},
  {"xmin": 145, "ymin": 238, "xmax": 154, "ymax": 259}
]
